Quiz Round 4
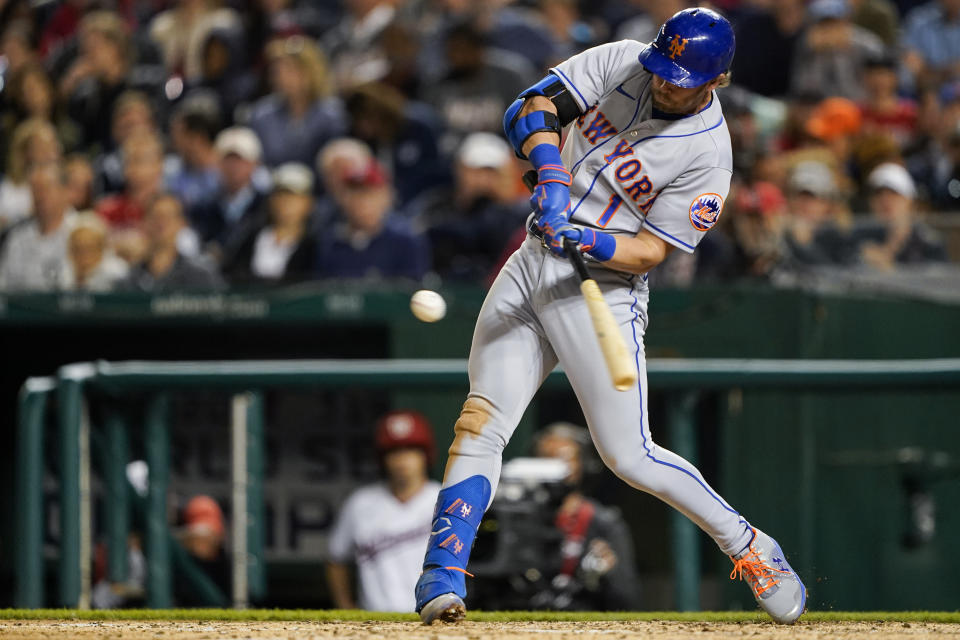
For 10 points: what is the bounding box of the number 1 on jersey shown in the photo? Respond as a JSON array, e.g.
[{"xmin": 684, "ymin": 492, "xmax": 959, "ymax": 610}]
[{"xmin": 596, "ymin": 194, "xmax": 623, "ymax": 228}]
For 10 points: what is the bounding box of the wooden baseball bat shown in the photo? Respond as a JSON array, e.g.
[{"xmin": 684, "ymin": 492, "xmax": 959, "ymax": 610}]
[{"xmin": 524, "ymin": 170, "xmax": 638, "ymax": 392}]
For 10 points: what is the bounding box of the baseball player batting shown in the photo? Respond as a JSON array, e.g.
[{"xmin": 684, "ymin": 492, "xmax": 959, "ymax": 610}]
[{"xmin": 415, "ymin": 7, "xmax": 806, "ymax": 625}]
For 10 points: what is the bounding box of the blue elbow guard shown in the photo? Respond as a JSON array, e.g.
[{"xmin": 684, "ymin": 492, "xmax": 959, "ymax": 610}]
[
  {"xmin": 503, "ymin": 98, "xmax": 525, "ymax": 148},
  {"xmin": 504, "ymin": 107, "xmax": 561, "ymax": 158},
  {"xmin": 503, "ymin": 75, "xmax": 569, "ymax": 158}
]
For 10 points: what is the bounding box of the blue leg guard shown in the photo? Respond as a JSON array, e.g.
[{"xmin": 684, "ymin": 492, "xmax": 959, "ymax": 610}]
[{"xmin": 415, "ymin": 476, "xmax": 491, "ymax": 617}]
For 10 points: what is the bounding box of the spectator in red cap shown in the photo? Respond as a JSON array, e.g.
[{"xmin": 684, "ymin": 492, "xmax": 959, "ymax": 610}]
[
  {"xmin": 174, "ymin": 494, "xmax": 231, "ymax": 605},
  {"xmin": 181, "ymin": 495, "xmax": 226, "ymax": 560},
  {"xmin": 326, "ymin": 410, "xmax": 440, "ymax": 611},
  {"xmin": 316, "ymin": 158, "xmax": 431, "ymax": 281}
]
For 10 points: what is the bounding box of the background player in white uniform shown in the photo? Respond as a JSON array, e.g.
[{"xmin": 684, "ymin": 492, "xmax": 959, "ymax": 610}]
[
  {"xmin": 326, "ymin": 410, "xmax": 440, "ymax": 611},
  {"xmin": 414, "ymin": 8, "xmax": 806, "ymax": 625}
]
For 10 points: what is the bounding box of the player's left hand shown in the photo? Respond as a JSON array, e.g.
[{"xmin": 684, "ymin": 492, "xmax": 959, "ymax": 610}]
[
  {"xmin": 529, "ymin": 165, "xmax": 572, "ymax": 218},
  {"xmin": 531, "ymin": 164, "xmax": 576, "ymax": 255}
]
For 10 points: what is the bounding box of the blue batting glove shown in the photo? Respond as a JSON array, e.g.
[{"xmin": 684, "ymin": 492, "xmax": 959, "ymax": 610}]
[
  {"xmin": 529, "ymin": 165, "xmax": 572, "ymax": 220},
  {"xmin": 578, "ymin": 227, "xmax": 617, "ymax": 262},
  {"xmin": 537, "ymin": 210, "xmax": 584, "ymax": 256},
  {"xmin": 530, "ymin": 163, "xmax": 575, "ymax": 255}
]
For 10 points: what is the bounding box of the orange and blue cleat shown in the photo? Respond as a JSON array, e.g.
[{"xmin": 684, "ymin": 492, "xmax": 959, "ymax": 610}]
[{"xmin": 729, "ymin": 527, "xmax": 807, "ymax": 624}]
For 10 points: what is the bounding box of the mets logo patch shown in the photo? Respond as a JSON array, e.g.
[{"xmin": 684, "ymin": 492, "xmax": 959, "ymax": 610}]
[
  {"xmin": 688, "ymin": 193, "xmax": 723, "ymax": 231},
  {"xmin": 668, "ymin": 35, "xmax": 689, "ymax": 60}
]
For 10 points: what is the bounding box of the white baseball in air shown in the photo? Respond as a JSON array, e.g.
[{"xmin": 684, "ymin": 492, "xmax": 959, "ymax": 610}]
[{"xmin": 410, "ymin": 289, "xmax": 447, "ymax": 323}]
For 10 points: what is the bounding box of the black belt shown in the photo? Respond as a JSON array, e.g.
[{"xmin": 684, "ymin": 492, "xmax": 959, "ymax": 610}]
[
  {"xmin": 525, "ymin": 220, "xmax": 627, "ymax": 275},
  {"xmin": 527, "ymin": 219, "xmax": 547, "ymax": 244}
]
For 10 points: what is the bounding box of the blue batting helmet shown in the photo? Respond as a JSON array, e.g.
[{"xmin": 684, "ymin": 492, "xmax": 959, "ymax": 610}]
[{"xmin": 637, "ymin": 7, "xmax": 735, "ymax": 89}]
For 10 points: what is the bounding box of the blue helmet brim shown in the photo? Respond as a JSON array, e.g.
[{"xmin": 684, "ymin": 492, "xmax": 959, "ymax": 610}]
[{"xmin": 637, "ymin": 45, "xmax": 716, "ymax": 89}]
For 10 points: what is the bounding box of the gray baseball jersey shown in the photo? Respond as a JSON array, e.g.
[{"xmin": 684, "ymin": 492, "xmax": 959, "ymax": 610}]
[
  {"xmin": 552, "ymin": 40, "xmax": 732, "ymax": 253},
  {"xmin": 438, "ymin": 41, "xmax": 752, "ymax": 563}
]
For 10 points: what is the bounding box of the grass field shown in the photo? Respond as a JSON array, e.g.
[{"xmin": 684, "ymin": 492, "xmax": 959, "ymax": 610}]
[
  {"xmin": 2, "ymin": 609, "xmax": 960, "ymax": 622},
  {"xmin": 1, "ymin": 609, "xmax": 959, "ymax": 639}
]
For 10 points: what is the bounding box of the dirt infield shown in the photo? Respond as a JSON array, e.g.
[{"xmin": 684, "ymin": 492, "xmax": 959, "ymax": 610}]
[{"xmin": 2, "ymin": 619, "xmax": 959, "ymax": 640}]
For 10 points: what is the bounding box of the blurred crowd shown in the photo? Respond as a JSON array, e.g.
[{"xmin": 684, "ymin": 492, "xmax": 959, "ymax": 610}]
[{"xmin": 0, "ymin": 0, "xmax": 959, "ymax": 293}]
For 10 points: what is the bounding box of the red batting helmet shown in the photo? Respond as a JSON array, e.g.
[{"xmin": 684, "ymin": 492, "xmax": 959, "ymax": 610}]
[
  {"xmin": 182, "ymin": 495, "xmax": 225, "ymax": 539},
  {"xmin": 375, "ymin": 410, "xmax": 436, "ymax": 465}
]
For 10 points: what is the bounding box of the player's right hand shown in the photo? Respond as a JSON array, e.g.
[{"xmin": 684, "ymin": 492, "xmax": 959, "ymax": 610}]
[{"xmin": 537, "ymin": 211, "xmax": 581, "ymax": 255}]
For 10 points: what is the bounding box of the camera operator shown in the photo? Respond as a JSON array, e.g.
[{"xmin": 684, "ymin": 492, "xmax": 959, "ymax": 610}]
[
  {"xmin": 471, "ymin": 422, "xmax": 640, "ymax": 610},
  {"xmin": 531, "ymin": 422, "xmax": 641, "ymax": 611}
]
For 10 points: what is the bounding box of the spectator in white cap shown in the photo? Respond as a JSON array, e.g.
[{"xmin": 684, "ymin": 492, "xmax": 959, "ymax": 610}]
[
  {"xmin": 315, "ymin": 137, "xmax": 375, "ymax": 224},
  {"xmin": 220, "ymin": 162, "xmax": 320, "ymax": 284},
  {"xmin": 782, "ymin": 161, "xmax": 851, "ymax": 265},
  {"xmin": 856, "ymin": 162, "xmax": 948, "ymax": 269},
  {"xmin": 195, "ymin": 126, "xmax": 271, "ymax": 249},
  {"xmin": 409, "ymin": 132, "xmax": 527, "ymax": 282},
  {"xmin": 454, "ymin": 132, "xmax": 518, "ymax": 206}
]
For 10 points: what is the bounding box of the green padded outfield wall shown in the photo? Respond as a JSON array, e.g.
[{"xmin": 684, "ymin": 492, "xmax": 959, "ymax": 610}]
[
  {"xmin": 1, "ymin": 284, "xmax": 959, "ymax": 609},
  {"xmin": 644, "ymin": 288, "xmax": 960, "ymax": 610}
]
